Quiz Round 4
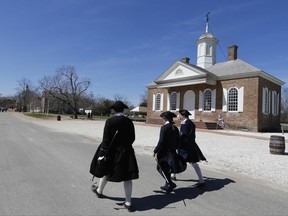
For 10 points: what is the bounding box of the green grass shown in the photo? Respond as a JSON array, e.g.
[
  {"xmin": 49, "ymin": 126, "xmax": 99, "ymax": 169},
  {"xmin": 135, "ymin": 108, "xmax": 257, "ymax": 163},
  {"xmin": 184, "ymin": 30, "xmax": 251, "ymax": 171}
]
[{"xmin": 281, "ymin": 123, "xmax": 288, "ymax": 131}]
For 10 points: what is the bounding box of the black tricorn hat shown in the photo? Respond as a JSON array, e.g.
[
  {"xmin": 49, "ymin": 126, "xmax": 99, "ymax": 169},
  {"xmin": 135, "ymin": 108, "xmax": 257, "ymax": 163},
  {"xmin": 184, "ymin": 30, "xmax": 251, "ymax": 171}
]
[
  {"xmin": 160, "ymin": 111, "xmax": 177, "ymax": 119},
  {"xmin": 111, "ymin": 101, "xmax": 128, "ymax": 110},
  {"xmin": 179, "ymin": 109, "xmax": 191, "ymax": 116}
]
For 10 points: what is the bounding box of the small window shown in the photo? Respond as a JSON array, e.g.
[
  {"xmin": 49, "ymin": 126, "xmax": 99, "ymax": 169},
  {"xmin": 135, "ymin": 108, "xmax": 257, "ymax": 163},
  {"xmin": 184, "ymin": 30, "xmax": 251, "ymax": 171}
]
[
  {"xmin": 203, "ymin": 90, "xmax": 212, "ymax": 111},
  {"xmin": 228, "ymin": 88, "xmax": 238, "ymax": 111}
]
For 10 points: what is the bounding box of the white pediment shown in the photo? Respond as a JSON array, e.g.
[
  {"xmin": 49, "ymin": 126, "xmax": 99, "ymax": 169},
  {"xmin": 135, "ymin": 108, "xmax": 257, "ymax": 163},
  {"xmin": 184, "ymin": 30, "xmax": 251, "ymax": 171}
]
[
  {"xmin": 164, "ymin": 65, "xmax": 201, "ymax": 81},
  {"xmin": 155, "ymin": 61, "xmax": 207, "ymax": 83}
]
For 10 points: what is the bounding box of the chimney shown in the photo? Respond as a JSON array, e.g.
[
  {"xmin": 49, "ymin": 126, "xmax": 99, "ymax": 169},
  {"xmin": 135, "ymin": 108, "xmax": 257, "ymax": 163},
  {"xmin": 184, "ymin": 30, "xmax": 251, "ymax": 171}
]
[
  {"xmin": 228, "ymin": 45, "xmax": 238, "ymax": 61},
  {"xmin": 181, "ymin": 57, "xmax": 190, "ymax": 64}
]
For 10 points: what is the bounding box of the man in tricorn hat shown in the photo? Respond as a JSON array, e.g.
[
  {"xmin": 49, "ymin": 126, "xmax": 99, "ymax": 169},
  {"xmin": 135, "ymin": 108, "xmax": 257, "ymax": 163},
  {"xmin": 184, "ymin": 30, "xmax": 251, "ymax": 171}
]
[
  {"xmin": 153, "ymin": 111, "xmax": 179, "ymax": 193},
  {"xmin": 176, "ymin": 109, "xmax": 207, "ymax": 188},
  {"xmin": 90, "ymin": 100, "xmax": 139, "ymax": 212}
]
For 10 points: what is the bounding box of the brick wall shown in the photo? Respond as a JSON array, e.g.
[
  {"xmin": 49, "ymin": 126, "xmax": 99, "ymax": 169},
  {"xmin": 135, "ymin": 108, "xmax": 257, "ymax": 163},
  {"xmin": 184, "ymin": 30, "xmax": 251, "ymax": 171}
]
[{"xmin": 147, "ymin": 76, "xmax": 282, "ymax": 132}]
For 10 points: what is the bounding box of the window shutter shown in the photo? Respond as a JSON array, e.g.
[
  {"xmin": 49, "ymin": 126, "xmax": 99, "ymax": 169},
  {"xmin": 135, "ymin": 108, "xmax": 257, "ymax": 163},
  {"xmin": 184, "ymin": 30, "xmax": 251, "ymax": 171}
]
[
  {"xmin": 152, "ymin": 94, "xmax": 155, "ymax": 111},
  {"xmin": 271, "ymin": 91, "xmax": 275, "ymax": 115},
  {"xmin": 160, "ymin": 93, "xmax": 164, "ymax": 111},
  {"xmin": 211, "ymin": 89, "xmax": 216, "ymax": 112},
  {"xmin": 176, "ymin": 92, "xmax": 180, "ymax": 111},
  {"xmin": 262, "ymin": 88, "xmax": 265, "ymax": 113},
  {"xmin": 238, "ymin": 87, "xmax": 244, "ymax": 112},
  {"xmin": 167, "ymin": 93, "xmax": 170, "ymax": 110},
  {"xmin": 222, "ymin": 88, "xmax": 227, "ymax": 112},
  {"xmin": 277, "ymin": 93, "xmax": 280, "ymax": 115},
  {"xmin": 268, "ymin": 90, "xmax": 271, "ymax": 114},
  {"xmin": 199, "ymin": 90, "xmax": 203, "ymax": 111}
]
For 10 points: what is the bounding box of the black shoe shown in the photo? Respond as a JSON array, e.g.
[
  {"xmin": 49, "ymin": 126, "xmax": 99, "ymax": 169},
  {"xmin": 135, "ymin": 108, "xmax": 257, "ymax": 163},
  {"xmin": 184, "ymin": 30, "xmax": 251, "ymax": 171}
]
[
  {"xmin": 161, "ymin": 183, "xmax": 176, "ymax": 194},
  {"xmin": 124, "ymin": 203, "xmax": 135, "ymax": 212},
  {"xmin": 195, "ymin": 182, "xmax": 206, "ymax": 188},
  {"xmin": 91, "ymin": 185, "xmax": 104, "ymax": 198},
  {"xmin": 160, "ymin": 182, "xmax": 169, "ymax": 190}
]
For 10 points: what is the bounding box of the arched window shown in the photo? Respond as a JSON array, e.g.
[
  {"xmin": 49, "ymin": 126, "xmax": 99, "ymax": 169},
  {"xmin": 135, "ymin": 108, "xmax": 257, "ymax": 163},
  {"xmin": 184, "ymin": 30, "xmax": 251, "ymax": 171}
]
[
  {"xmin": 155, "ymin": 93, "xmax": 162, "ymax": 111},
  {"xmin": 203, "ymin": 89, "xmax": 212, "ymax": 111},
  {"xmin": 170, "ymin": 92, "xmax": 177, "ymax": 111},
  {"xmin": 228, "ymin": 87, "xmax": 238, "ymax": 111}
]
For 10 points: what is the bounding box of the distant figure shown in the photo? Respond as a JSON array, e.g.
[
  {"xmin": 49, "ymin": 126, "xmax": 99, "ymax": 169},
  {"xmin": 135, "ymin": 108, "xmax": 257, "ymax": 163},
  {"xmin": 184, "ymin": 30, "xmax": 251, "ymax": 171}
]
[
  {"xmin": 217, "ymin": 113, "xmax": 225, "ymax": 129},
  {"xmin": 90, "ymin": 101, "xmax": 139, "ymax": 212}
]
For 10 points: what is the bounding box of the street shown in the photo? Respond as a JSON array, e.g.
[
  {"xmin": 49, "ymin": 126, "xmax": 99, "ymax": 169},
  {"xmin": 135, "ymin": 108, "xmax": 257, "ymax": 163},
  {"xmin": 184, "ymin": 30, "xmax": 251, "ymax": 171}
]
[{"xmin": 0, "ymin": 112, "xmax": 287, "ymax": 215}]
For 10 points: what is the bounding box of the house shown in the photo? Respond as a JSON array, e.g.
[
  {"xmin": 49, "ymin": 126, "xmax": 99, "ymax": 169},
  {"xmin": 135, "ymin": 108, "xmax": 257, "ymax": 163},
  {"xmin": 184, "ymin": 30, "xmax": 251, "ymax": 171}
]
[{"xmin": 146, "ymin": 18, "xmax": 285, "ymax": 132}]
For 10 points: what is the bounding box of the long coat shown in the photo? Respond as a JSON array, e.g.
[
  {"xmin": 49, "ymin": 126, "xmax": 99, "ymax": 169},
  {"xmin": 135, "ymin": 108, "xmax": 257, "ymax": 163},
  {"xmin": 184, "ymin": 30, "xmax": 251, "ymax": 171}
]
[
  {"xmin": 154, "ymin": 122, "xmax": 184, "ymax": 174},
  {"xmin": 178, "ymin": 119, "xmax": 206, "ymax": 163},
  {"xmin": 90, "ymin": 115, "xmax": 139, "ymax": 182}
]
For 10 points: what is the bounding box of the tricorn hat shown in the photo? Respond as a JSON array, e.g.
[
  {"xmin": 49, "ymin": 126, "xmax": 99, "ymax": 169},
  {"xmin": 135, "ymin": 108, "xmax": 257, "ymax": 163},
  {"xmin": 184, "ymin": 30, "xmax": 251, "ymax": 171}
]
[
  {"xmin": 160, "ymin": 111, "xmax": 177, "ymax": 119},
  {"xmin": 111, "ymin": 101, "xmax": 128, "ymax": 110},
  {"xmin": 179, "ymin": 109, "xmax": 191, "ymax": 116}
]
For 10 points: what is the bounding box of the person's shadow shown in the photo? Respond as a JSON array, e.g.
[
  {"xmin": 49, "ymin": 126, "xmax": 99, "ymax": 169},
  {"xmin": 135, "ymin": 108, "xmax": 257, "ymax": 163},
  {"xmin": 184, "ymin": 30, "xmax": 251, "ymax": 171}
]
[{"xmin": 103, "ymin": 176, "xmax": 235, "ymax": 212}]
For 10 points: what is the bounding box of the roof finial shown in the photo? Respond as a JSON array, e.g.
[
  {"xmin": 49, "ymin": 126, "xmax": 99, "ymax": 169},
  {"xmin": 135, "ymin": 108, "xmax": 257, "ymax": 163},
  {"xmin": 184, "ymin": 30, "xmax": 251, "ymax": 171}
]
[{"xmin": 205, "ymin": 12, "xmax": 210, "ymax": 33}]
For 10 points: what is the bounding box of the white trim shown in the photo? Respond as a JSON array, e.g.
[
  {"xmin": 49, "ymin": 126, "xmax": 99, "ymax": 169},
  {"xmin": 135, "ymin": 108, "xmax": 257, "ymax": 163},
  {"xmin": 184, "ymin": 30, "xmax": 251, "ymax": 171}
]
[
  {"xmin": 199, "ymin": 90, "xmax": 203, "ymax": 111},
  {"xmin": 238, "ymin": 86, "xmax": 244, "ymax": 112},
  {"xmin": 222, "ymin": 88, "xmax": 227, "ymax": 112},
  {"xmin": 212, "ymin": 89, "xmax": 216, "ymax": 112}
]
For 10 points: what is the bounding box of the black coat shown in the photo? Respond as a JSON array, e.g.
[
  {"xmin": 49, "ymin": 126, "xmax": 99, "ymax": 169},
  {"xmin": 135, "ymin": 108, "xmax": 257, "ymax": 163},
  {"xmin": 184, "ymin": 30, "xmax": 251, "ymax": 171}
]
[
  {"xmin": 154, "ymin": 122, "xmax": 179, "ymax": 158},
  {"xmin": 90, "ymin": 115, "xmax": 139, "ymax": 182},
  {"xmin": 154, "ymin": 122, "xmax": 186, "ymax": 174},
  {"xmin": 178, "ymin": 119, "xmax": 206, "ymax": 163}
]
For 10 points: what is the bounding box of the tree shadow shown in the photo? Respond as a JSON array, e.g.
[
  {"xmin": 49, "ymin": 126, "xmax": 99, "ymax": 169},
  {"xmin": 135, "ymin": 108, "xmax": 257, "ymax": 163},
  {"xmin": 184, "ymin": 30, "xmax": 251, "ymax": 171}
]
[{"xmin": 102, "ymin": 176, "xmax": 235, "ymax": 212}]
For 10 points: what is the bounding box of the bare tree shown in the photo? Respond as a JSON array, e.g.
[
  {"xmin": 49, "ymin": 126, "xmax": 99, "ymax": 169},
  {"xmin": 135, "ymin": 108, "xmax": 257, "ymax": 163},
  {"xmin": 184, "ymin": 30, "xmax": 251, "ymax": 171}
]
[
  {"xmin": 15, "ymin": 78, "xmax": 34, "ymax": 112},
  {"xmin": 39, "ymin": 65, "xmax": 91, "ymax": 119},
  {"xmin": 113, "ymin": 94, "xmax": 133, "ymax": 109},
  {"xmin": 139, "ymin": 90, "xmax": 147, "ymax": 107}
]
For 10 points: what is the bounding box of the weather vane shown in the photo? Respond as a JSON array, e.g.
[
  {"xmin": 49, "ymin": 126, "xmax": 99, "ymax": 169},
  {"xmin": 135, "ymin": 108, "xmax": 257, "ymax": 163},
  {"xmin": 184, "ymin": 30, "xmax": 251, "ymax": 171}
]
[{"xmin": 205, "ymin": 12, "xmax": 210, "ymax": 33}]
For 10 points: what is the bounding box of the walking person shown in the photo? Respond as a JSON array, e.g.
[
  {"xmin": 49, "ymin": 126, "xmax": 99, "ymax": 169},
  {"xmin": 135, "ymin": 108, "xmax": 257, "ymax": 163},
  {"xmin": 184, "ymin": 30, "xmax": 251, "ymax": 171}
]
[
  {"xmin": 90, "ymin": 101, "xmax": 139, "ymax": 212},
  {"xmin": 176, "ymin": 109, "xmax": 207, "ymax": 188},
  {"xmin": 153, "ymin": 111, "xmax": 180, "ymax": 194}
]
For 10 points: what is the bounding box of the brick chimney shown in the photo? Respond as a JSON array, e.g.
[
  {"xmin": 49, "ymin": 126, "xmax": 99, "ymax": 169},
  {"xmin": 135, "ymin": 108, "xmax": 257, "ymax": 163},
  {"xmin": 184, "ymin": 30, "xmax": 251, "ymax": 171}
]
[
  {"xmin": 181, "ymin": 57, "xmax": 190, "ymax": 64},
  {"xmin": 228, "ymin": 45, "xmax": 238, "ymax": 61}
]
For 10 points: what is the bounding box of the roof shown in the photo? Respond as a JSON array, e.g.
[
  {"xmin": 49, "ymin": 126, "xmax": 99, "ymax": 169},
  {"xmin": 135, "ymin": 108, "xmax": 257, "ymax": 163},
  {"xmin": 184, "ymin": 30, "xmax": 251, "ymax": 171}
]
[
  {"xmin": 207, "ymin": 59, "xmax": 285, "ymax": 85},
  {"xmin": 207, "ymin": 59, "xmax": 260, "ymax": 76},
  {"xmin": 147, "ymin": 58, "xmax": 285, "ymax": 88}
]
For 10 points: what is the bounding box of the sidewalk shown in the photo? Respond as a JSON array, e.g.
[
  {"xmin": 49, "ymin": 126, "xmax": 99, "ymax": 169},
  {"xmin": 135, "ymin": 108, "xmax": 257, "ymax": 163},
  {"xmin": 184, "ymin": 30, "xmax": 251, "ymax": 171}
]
[{"xmin": 17, "ymin": 113, "xmax": 288, "ymax": 188}]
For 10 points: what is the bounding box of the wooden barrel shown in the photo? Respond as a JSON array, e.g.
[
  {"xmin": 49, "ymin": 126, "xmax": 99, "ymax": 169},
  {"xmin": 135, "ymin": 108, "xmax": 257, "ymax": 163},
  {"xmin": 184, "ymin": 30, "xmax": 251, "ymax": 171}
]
[{"xmin": 269, "ymin": 135, "xmax": 285, "ymax": 155}]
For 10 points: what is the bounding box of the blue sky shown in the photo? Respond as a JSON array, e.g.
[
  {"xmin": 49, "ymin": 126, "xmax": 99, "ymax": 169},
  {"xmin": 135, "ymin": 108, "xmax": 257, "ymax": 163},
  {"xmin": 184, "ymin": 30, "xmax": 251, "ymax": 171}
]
[{"xmin": 0, "ymin": 0, "xmax": 287, "ymax": 106}]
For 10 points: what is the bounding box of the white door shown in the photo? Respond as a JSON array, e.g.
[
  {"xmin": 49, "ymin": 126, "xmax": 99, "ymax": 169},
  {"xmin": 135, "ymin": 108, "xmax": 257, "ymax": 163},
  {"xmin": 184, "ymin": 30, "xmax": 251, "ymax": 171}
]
[{"xmin": 183, "ymin": 90, "xmax": 195, "ymax": 119}]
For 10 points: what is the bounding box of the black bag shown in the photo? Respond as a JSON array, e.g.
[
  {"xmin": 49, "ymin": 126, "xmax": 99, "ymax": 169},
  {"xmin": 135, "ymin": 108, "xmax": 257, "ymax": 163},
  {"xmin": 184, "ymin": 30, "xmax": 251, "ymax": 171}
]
[
  {"xmin": 89, "ymin": 145, "xmax": 112, "ymax": 178},
  {"xmin": 90, "ymin": 131, "xmax": 118, "ymax": 178}
]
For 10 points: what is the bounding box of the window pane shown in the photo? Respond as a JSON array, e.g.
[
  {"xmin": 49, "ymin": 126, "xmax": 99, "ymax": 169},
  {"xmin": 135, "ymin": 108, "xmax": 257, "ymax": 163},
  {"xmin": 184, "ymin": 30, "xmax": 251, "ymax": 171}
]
[
  {"xmin": 170, "ymin": 92, "xmax": 177, "ymax": 110},
  {"xmin": 228, "ymin": 88, "xmax": 238, "ymax": 111},
  {"xmin": 155, "ymin": 94, "xmax": 161, "ymax": 110},
  {"xmin": 203, "ymin": 90, "xmax": 212, "ymax": 111}
]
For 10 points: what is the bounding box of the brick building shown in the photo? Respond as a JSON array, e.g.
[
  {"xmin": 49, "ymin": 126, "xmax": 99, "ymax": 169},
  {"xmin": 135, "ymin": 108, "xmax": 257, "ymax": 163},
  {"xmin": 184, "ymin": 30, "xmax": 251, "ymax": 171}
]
[{"xmin": 146, "ymin": 20, "xmax": 285, "ymax": 132}]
